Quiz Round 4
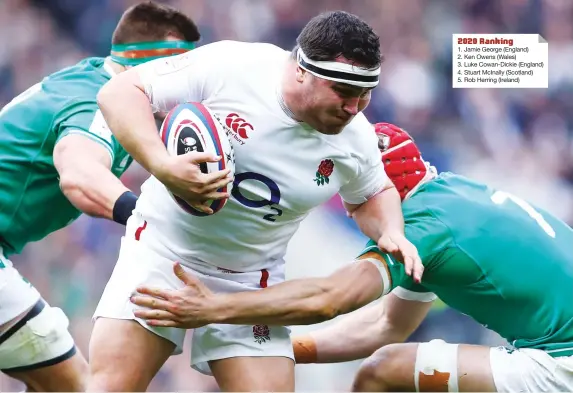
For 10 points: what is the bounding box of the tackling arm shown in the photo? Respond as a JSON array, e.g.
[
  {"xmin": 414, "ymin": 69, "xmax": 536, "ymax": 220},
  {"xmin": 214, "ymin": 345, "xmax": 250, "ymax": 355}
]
[
  {"xmin": 295, "ymin": 292, "xmax": 433, "ymax": 363},
  {"xmin": 53, "ymin": 135, "xmax": 132, "ymax": 222},
  {"xmin": 210, "ymin": 260, "xmax": 385, "ymax": 326}
]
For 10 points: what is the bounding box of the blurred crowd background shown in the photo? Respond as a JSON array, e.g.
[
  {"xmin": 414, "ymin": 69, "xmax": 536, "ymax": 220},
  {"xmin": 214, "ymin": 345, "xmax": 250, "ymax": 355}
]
[{"xmin": 1, "ymin": 0, "xmax": 572, "ymax": 390}]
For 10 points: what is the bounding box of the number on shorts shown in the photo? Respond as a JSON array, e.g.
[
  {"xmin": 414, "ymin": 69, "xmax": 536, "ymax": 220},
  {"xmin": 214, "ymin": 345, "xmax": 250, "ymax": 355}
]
[
  {"xmin": 0, "ymin": 83, "xmax": 42, "ymax": 118},
  {"xmin": 491, "ymin": 190, "xmax": 555, "ymax": 238}
]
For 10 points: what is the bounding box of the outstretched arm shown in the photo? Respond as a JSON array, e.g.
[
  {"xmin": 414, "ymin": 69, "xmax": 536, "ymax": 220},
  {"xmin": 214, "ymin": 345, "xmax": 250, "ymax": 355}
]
[
  {"xmin": 207, "ymin": 260, "xmax": 384, "ymax": 326},
  {"xmin": 131, "ymin": 256, "xmax": 390, "ymax": 328},
  {"xmin": 294, "ymin": 292, "xmax": 432, "ymax": 363}
]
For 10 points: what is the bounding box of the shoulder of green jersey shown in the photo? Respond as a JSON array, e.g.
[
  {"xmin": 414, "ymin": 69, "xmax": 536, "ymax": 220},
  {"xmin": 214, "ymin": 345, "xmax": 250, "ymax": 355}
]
[{"xmin": 392, "ymin": 287, "xmax": 437, "ymax": 302}]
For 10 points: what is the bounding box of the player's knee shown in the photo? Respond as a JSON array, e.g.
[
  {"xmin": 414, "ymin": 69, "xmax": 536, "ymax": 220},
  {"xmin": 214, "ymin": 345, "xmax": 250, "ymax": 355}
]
[
  {"xmin": 87, "ymin": 373, "xmax": 128, "ymax": 392},
  {"xmin": 353, "ymin": 344, "xmax": 404, "ymax": 392},
  {"xmin": 88, "ymin": 360, "xmax": 144, "ymax": 393},
  {"xmin": 415, "ymin": 339, "xmax": 459, "ymax": 392},
  {"xmin": 87, "ymin": 350, "xmax": 142, "ymax": 392},
  {"xmin": 87, "ymin": 318, "xmax": 174, "ymax": 392},
  {"xmin": 13, "ymin": 353, "xmax": 88, "ymax": 392},
  {"xmin": 0, "ymin": 301, "xmax": 76, "ymax": 371}
]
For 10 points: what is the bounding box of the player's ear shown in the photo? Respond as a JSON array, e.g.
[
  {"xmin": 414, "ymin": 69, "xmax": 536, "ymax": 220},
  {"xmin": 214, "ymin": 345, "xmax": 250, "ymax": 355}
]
[{"xmin": 295, "ymin": 66, "xmax": 305, "ymax": 83}]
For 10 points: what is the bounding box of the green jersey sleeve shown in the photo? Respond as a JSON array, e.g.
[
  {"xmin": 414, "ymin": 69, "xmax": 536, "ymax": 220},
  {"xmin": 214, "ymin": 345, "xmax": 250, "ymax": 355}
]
[
  {"xmin": 54, "ymin": 99, "xmax": 115, "ymax": 160},
  {"xmin": 55, "ymin": 104, "xmax": 132, "ymax": 176},
  {"xmin": 356, "ymin": 240, "xmax": 436, "ymax": 302}
]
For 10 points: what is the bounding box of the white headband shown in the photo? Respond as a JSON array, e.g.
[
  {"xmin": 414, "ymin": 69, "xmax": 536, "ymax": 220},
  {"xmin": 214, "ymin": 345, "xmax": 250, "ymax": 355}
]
[{"xmin": 297, "ymin": 48, "xmax": 380, "ymax": 88}]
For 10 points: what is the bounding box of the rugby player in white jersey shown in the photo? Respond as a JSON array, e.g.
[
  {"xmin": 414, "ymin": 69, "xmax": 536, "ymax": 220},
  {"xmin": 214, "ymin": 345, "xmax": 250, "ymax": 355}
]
[{"xmin": 90, "ymin": 11, "xmax": 423, "ymax": 392}]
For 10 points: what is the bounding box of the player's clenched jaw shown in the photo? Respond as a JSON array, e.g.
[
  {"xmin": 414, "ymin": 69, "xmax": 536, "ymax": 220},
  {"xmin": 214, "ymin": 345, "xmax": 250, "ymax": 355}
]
[{"xmin": 281, "ymin": 10, "xmax": 382, "ymax": 135}]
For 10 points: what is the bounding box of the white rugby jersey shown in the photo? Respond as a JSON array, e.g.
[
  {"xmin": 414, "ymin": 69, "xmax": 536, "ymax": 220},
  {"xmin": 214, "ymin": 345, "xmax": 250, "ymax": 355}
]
[{"xmin": 132, "ymin": 40, "xmax": 389, "ymax": 271}]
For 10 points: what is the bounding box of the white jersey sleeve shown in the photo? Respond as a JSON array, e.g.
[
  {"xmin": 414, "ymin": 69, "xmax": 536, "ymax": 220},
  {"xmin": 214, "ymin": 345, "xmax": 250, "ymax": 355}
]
[
  {"xmin": 134, "ymin": 41, "xmax": 230, "ymax": 113},
  {"xmin": 338, "ymin": 117, "xmax": 389, "ymax": 205}
]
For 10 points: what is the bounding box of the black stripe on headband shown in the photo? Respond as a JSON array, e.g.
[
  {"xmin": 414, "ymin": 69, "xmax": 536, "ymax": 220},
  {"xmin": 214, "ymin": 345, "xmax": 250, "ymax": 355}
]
[{"xmin": 298, "ymin": 57, "xmax": 379, "ymax": 84}]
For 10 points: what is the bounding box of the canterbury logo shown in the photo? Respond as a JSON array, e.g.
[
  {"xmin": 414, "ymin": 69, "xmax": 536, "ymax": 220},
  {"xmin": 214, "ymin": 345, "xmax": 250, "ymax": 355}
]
[{"xmin": 226, "ymin": 113, "xmax": 253, "ymax": 139}]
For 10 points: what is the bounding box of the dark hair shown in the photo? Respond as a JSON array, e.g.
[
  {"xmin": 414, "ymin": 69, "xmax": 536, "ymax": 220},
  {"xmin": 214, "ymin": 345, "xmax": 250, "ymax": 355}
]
[
  {"xmin": 294, "ymin": 11, "xmax": 382, "ymax": 70},
  {"xmin": 112, "ymin": 1, "xmax": 200, "ymax": 45}
]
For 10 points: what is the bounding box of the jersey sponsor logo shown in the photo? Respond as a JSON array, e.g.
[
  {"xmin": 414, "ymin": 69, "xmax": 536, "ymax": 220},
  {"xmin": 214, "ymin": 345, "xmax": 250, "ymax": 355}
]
[
  {"xmin": 313, "ymin": 159, "xmax": 334, "ymax": 186},
  {"xmin": 232, "ymin": 172, "xmax": 283, "ymax": 222},
  {"xmin": 225, "ymin": 113, "xmax": 253, "ymax": 144}
]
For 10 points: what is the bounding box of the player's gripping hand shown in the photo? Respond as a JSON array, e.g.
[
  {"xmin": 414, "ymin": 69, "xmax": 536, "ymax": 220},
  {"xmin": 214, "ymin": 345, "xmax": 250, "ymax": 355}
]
[
  {"xmin": 131, "ymin": 262, "xmax": 216, "ymax": 329},
  {"xmin": 377, "ymin": 231, "xmax": 423, "ymax": 283},
  {"xmin": 154, "ymin": 152, "xmax": 233, "ymax": 214}
]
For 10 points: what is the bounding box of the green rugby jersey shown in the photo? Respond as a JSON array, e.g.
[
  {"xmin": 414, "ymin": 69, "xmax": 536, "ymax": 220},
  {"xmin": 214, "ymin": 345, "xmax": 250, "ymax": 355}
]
[
  {"xmin": 360, "ymin": 173, "xmax": 573, "ymax": 357},
  {"xmin": 0, "ymin": 57, "xmax": 132, "ymax": 256}
]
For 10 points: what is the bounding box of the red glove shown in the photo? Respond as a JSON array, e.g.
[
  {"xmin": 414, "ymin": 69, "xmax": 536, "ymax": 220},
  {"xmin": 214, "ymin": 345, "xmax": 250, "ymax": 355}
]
[{"xmin": 374, "ymin": 123, "xmax": 428, "ymax": 201}]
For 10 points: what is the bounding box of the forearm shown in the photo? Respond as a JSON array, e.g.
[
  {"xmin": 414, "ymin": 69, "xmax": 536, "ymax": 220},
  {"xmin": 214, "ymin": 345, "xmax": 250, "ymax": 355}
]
[
  {"xmin": 295, "ymin": 294, "xmax": 432, "ymax": 364},
  {"xmin": 97, "ymin": 75, "xmax": 169, "ymax": 176},
  {"xmin": 352, "ymin": 185, "xmax": 405, "ymax": 240},
  {"xmin": 210, "ymin": 262, "xmax": 383, "ymax": 326},
  {"xmin": 60, "ymin": 164, "xmax": 131, "ymax": 220},
  {"xmin": 295, "ymin": 303, "xmax": 403, "ymax": 363}
]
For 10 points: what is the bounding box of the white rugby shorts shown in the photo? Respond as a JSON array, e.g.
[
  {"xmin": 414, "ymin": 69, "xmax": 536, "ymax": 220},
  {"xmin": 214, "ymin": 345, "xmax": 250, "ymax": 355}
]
[
  {"xmin": 0, "ymin": 249, "xmax": 76, "ymax": 370},
  {"xmin": 94, "ymin": 213, "xmax": 293, "ymax": 375},
  {"xmin": 490, "ymin": 345, "xmax": 573, "ymax": 392}
]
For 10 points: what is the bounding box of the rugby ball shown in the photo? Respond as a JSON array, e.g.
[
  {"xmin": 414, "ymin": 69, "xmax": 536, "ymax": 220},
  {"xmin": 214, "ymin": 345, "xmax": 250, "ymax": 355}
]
[{"xmin": 160, "ymin": 102, "xmax": 235, "ymax": 216}]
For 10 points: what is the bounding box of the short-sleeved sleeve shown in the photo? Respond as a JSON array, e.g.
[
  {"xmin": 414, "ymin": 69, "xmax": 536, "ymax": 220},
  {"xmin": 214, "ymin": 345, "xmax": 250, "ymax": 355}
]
[
  {"xmin": 356, "ymin": 239, "xmax": 437, "ymax": 302},
  {"xmin": 56, "ymin": 106, "xmax": 133, "ymax": 175},
  {"xmin": 338, "ymin": 117, "xmax": 389, "ymax": 205},
  {"xmin": 55, "ymin": 99, "xmax": 115, "ymax": 161}
]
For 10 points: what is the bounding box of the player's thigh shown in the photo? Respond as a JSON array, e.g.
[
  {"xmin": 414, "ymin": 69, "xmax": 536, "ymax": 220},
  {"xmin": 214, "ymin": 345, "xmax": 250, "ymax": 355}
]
[
  {"xmin": 88, "ymin": 318, "xmax": 176, "ymax": 392},
  {"xmin": 89, "ymin": 220, "xmax": 188, "ymax": 392},
  {"xmin": 353, "ymin": 340, "xmax": 496, "ymax": 392},
  {"xmin": 189, "ymin": 263, "xmax": 294, "ymax": 387},
  {"xmin": 490, "ymin": 346, "xmax": 573, "ymax": 392},
  {"xmin": 0, "ymin": 299, "xmax": 86, "ymax": 392},
  {"xmin": 93, "ymin": 217, "xmax": 188, "ymax": 358},
  {"xmin": 210, "ymin": 356, "xmax": 294, "ymax": 391},
  {"xmin": 191, "ymin": 322, "xmax": 294, "ymax": 382},
  {"xmin": 0, "ymin": 254, "xmax": 42, "ymax": 330}
]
